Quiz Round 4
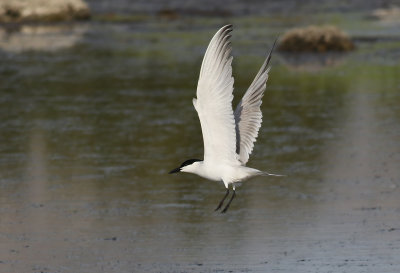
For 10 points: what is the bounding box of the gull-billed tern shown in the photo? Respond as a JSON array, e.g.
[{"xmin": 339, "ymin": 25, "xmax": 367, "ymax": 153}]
[{"xmin": 169, "ymin": 25, "xmax": 282, "ymax": 213}]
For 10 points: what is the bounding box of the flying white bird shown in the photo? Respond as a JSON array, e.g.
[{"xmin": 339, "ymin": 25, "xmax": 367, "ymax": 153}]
[{"xmin": 169, "ymin": 25, "xmax": 282, "ymax": 213}]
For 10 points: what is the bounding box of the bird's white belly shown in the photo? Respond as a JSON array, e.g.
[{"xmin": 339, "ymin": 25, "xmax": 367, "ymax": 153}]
[{"xmin": 198, "ymin": 162, "xmax": 252, "ymax": 183}]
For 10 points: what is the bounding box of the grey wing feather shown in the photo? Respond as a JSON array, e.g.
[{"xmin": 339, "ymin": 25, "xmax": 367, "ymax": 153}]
[
  {"xmin": 234, "ymin": 39, "xmax": 277, "ymax": 165},
  {"xmin": 195, "ymin": 25, "xmax": 239, "ymax": 164}
]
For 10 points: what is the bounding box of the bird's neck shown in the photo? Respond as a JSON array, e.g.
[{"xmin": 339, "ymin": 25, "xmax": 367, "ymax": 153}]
[{"xmin": 183, "ymin": 160, "xmax": 205, "ymax": 176}]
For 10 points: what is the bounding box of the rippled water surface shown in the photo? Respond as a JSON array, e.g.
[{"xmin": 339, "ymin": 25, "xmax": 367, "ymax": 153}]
[{"xmin": 1, "ymin": 6, "xmax": 400, "ymax": 273}]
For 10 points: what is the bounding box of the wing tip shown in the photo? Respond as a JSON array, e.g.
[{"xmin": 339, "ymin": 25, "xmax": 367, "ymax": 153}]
[
  {"xmin": 223, "ymin": 24, "xmax": 233, "ymax": 29},
  {"xmin": 265, "ymin": 37, "xmax": 278, "ymax": 68},
  {"xmin": 219, "ymin": 24, "xmax": 233, "ymax": 36}
]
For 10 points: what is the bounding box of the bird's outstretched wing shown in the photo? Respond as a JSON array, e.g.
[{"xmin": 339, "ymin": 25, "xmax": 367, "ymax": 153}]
[
  {"xmin": 234, "ymin": 40, "xmax": 276, "ymax": 165},
  {"xmin": 193, "ymin": 25, "xmax": 239, "ymax": 164}
]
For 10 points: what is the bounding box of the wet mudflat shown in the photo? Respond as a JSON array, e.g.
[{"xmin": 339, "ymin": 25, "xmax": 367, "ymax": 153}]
[{"xmin": 1, "ymin": 4, "xmax": 400, "ymax": 273}]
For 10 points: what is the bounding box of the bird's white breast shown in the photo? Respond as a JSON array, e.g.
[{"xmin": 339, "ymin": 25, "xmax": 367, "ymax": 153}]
[{"xmin": 194, "ymin": 161, "xmax": 225, "ymax": 182}]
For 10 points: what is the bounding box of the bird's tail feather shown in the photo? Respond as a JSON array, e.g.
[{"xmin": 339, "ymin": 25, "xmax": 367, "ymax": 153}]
[{"xmin": 260, "ymin": 171, "xmax": 286, "ymax": 177}]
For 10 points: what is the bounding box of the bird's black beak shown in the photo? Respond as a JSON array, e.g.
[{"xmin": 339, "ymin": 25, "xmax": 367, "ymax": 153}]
[{"xmin": 169, "ymin": 167, "xmax": 181, "ymax": 174}]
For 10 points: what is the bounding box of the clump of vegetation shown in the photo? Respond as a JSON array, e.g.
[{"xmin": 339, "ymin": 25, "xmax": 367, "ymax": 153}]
[
  {"xmin": 278, "ymin": 25, "xmax": 355, "ymax": 52},
  {"xmin": 370, "ymin": 6, "xmax": 400, "ymax": 21},
  {"xmin": 0, "ymin": 0, "xmax": 90, "ymax": 23}
]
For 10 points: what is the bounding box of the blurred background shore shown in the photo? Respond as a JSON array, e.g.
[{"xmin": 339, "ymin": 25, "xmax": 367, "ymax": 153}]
[{"xmin": 1, "ymin": 1, "xmax": 400, "ymax": 273}]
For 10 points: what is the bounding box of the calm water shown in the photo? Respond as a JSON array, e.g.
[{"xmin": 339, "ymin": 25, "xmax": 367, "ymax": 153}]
[{"xmin": 1, "ymin": 10, "xmax": 400, "ymax": 273}]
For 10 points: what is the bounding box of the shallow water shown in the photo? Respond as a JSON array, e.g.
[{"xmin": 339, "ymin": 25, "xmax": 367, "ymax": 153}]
[{"xmin": 1, "ymin": 9, "xmax": 400, "ymax": 273}]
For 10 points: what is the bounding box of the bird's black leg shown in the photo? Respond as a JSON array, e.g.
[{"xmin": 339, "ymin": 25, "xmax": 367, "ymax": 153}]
[
  {"xmin": 215, "ymin": 189, "xmax": 230, "ymax": 211},
  {"xmin": 221, "ymin": 189, "xmax": 236, "ymax": 213}
]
